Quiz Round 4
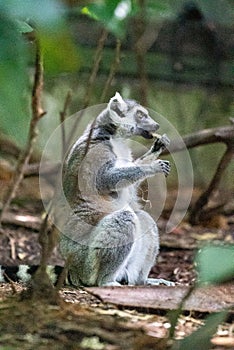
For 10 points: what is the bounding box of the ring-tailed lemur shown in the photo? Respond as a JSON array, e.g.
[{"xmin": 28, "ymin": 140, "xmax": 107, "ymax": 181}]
[{"xmin": 0, "ymin": 92, "xmax": 174, "ymax": 287}]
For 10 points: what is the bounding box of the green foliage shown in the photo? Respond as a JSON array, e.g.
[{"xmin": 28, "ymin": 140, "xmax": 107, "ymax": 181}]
[
  {"xmin": 16, "ymin": 20, "xmax": 33, "ymax": 34},
  {"xmin": 40, "ymin": 31, "xmax": 80, "ymax": 74},
  {"xmin": 0, "ymin": 12, "xmax": 30, "ymax": 146},
  {"xmin": 81, "ymin": 0, "xmax": 174, "ymax": 37},
  {"xmin": 82, "ymin": 0, "xmax": 137, "ymax": 38},
  {"xmin": 196, "ymin": 244, "xmax": 234, "ymax": 285},
  {"xmin": 145, "ymin": 0, "xmax": 173, "ymax": 21},
  {"xmin": 0, "ymin": 0, "xmax": 80, "ymax": 145},
  {"xmin": 172, "ymin": 311, "xmax": 227, "ymax": 350},
  {"xmin": 168, "ymin": 243, "xmax": 233, "ymax": 345}
]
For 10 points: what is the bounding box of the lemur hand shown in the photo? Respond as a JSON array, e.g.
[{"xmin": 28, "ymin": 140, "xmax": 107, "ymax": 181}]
[
  {"xmin": 151, "ymin": 133, "xmax": 170, "ymax": 153},
  {"xmin": 151, "ymin": 159, "xmax": 171, "ymax": 177}
]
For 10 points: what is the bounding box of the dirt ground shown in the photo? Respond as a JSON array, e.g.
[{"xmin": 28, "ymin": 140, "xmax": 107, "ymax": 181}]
[
  {"xmin": 0, "ymin": 201, "xmax": 233, "ymax": 349},
  {"xmin": 0, "ymin": 170, "xmax": 233, "ymax": 350}
]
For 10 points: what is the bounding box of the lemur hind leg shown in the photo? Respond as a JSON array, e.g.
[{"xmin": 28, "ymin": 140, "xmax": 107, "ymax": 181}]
[
  {"xmin": 89, "ymin": 209, "xmax": 140, "ymax": 286},
  {"xmin": 122, "ymin": 210, "xmax": 175, "ymax": 286},
  {"xmin": 119, "ymin": 210, "xmax": 159, "ymax": 285},
  {"xmin": 60, "ymin": 209, "xmax": 136, "ymax": 287}
]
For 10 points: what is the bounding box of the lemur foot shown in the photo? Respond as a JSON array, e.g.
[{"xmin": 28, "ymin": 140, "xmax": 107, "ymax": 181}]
[
  {"xmin": 146, "ymin": 278, "xmax": 175, "ymax": 286},
  {"xmin": 152, "ymin": 133, "xmax": 170, "ymax": 153},
  {"xmin": 101, "ymin": 281, "xmax": 122, "ymax": 287}
]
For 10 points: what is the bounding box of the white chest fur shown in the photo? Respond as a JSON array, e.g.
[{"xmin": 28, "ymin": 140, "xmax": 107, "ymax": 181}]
[
  {"xmin": 110, "ymin": 138, "xmax": 132, "ymax": 167},
  {"xmin": 109, "ymin": 137, "xmax": 139, "ymax": 209}
]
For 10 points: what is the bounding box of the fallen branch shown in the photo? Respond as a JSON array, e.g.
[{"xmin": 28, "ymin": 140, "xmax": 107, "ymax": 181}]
[
  {"xmin": 22, "ymin": 124, "xmax": 234, "ymax": 177},
  {"xmin": 1, "ymin": 212, "xmax": 41, "ymax": 231},
  {"xmin": 162, "ymin": 124, "xmax": 234, "ymax": 155}
]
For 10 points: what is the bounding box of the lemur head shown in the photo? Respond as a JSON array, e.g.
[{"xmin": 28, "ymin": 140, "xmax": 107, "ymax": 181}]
[{"xmin": 104, "ymin": 92, "xmax": 159, "ymax": 139}]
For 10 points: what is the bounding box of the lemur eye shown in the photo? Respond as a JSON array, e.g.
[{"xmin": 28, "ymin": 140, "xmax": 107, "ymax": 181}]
[
  {"xmin": 137, "ymin": 110, "xmax": 146, "ymax": 119},
  {"xmin": 112, "ymin": 99, "xmax": 118, "ymax": 103}
]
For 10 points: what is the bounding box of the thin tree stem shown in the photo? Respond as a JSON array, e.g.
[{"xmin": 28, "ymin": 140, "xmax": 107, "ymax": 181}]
[{"xmin": 0, "ymin": 41, "xmax": 45, "ymax": 226}]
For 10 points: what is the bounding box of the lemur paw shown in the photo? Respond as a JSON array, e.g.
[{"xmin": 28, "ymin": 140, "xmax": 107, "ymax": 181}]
[
  {"xmin": 152, "ymin": 133, "xmax": 170, "ymax": 153},
  {"xmin": 146, "ymin": 278, "xmax": 175, "ymax": 286},
  {"xmin": 154, "ymin": 159, "xmax": 171, "ymax": 176},
  {"xmin": 161, "ymin": 160, "xmax": 171, "ymax": 177}
]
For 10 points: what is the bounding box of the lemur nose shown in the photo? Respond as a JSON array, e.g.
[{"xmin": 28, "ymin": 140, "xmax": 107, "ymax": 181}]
[{"xmin": 154, "ymin": 122, "xmax": 160, "ymax": 131}]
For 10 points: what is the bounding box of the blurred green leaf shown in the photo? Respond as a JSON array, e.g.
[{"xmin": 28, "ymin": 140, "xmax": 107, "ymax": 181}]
[
  {"xmin": 82, "ymin": 0, "xmax": 136, "ymax": 38},
  {"xmin": 146, "ymin": 0, "xmax": 173, "ymax": 20},
  {"xmin": 3, "ymin": 0, "xmax": 80, "ymax": 74},
  {"xmin": 40, "ymin": 30, "xmax": 80, "ymax": 74},
  {"xmin": 1, "ymin": 0, "xmax": 65, "ymax": 30},
  {"xmin": 0, "ymin": 12, "xmax": 30, "ymax": 146},
  {"xmin": 16, "ymin": 20, "xmax": 33, "ymax": 33},
  {"xmin": 196, "ymin": 244, "xmax": 234, "ymax": 285},
  {"xmin": 0, "ymin": 0, "xmax": 80, "ymax": 145},
  {"xmin": 172, "ymin": 311, "xmax": 227, "ymax": 350}
]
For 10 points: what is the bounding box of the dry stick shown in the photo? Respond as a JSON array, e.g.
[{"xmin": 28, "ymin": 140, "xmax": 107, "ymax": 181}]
[
  {"xmin": 0, "ymin": 42, "xmax": 45, "ymax": 227},
  {"xmin": 81, "ymin": 29, "xmax": 109, "ymax": 157},
  {"xmin": 55, "ymin": 254, "xmax": 72, "ymax": 291},
  {"xmin": 67, "ymin": 29, "xmax": 108, "ymax": 147},
  {"xmin": 162, "ymin": 123, "xmax": 234, "ymax": 225},
  {"xmin": 37, "ymin": 90, "xmax": 73, "ymax": 274},
  {"xmin": 2, "ymin": 272, "xmax": 17, "ymax": 294},
  {"xmin": 162, "ymin": 122, "xmax": 234, "ymax": 225},
  {"xmin": 83, "ymin": 29, "xmax": 108, "ymax": 108},
  {"xmin": 20, "ymin": 124, "xmax": 234, "ymax": 177},
  {"xmin": 60, "ymin": 90, "xmax": 72, "ymax": 159},
  {"xmin": 84, "ymin": 37, "xmax": 121, "ymax": 157},
  {"xmin": 0, "ymin": 136, "xmax": 21, "ymax": 159},
  {"xmin": 189, "ymin": 144, "xmax": 234, "ymax": 225},
  {"xmin": 100, "ymin": 38, "xmax": 121, "ymax": 103},
  {"xmin": 169, "ymin": 285, "xmax": 196, "ymax": 339},
  {"xmin": 162, "ymin": 124, "xmax": 234, "ymax": 155},
  {"xmin": 135, "ymin": 0, "xmax": 148, "ymax": 106}
]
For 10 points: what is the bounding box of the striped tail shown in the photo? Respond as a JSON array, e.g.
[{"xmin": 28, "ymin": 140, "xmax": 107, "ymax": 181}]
[{"xmin": 0, "ymin": 265, "xmax": 66, "ymax": 285}]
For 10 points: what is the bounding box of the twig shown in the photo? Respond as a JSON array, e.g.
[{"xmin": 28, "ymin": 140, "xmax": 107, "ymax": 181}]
[
  {"xmin": 100, "ymin": 38, "xmax": 121, "ymax": 103},
  {"xmin": 135, "ymin": 0, "xmax": 148, "ymax": 106},
  {"xmin": 189, "ymin": 143, "xmax": 234, "ymax": 225},
  {"xmin": 67, "ymin": 29, "xmax": 108, "ymax": 146},
  {"xmin": 55, "ymin": 255, "xmax": 72, "ymax": 290},
  {"xmin": 83, "ymin": 29, "xmax": 108, "ymax": 108},
  {"xmin": 60, "ymin": 90, "xmax": 72, "ymax": 159},
  {"xmin": 168, "ymin": 285, "xmax": 195, "ymax": 339},
  {"xmin": 0, "ymin": 136, "xmax": 21, "ymax": 158},
  {"xmin": 3, "ymin": 272, "xmax": 17, "ymax": 294},
  {"xmin": 84, "ymin": 37, "xmax": 121, "ymax": 157},
  {"xmin": 162, "ymin": 123, "xmax": 234, "ymax": 225},
  {"xmin": 38, "ymin": 211, "xmax": 58, "ymax": 270},
  {"xmin": 0, "ymin": 40, "xmax": 46, "ymax": 227}
]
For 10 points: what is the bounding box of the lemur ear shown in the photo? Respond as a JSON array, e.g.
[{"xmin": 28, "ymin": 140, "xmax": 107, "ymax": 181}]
[
  {"xmin": 107, "ymin": 92, "xmax": 127, "ymax": 121},
  {"xmin": 109, "ymin": 92, "xmax": 125, "ymax": 105}
]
